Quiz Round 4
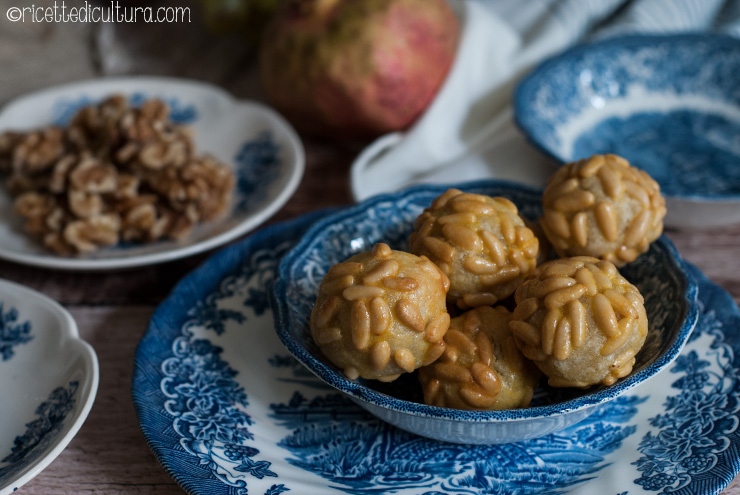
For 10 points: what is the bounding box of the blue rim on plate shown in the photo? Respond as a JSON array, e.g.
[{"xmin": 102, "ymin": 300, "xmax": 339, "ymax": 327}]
[
  {"xmin": 514, "ymin": 34, "xmax": 740, "ymax": 211},
  {"xmin": 132, "ymin": 205, "xmax": 740, "ymax": 495}
]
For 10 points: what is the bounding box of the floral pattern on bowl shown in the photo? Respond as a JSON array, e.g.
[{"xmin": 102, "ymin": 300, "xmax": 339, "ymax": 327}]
[{"xmin": 514, "ymin": 33, "xmax": 740, "ymax": 227}]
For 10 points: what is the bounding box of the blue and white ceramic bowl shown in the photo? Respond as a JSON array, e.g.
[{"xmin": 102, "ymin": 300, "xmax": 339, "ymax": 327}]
[
  {"xmin": 514, "ymin": 34, "xmax": 740, "ymax": 228},
  {"xmin": 272, "ymin": 180, "xmax": 699, "ymax": 444}
]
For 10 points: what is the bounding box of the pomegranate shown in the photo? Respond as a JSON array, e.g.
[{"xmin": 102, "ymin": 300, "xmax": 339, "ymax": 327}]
[{"xmin": 259, "ymin": 0, "xmax": 460, "ymax": 140}]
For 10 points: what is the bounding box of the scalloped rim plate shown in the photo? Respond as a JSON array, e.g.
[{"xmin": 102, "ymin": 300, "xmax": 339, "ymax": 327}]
[
  {"xmin": 0, "ymin": 76, "xmax": 305, "ymax": 270},
  {"xmin": 0, "ymin": 278, "xmax": 98, "ymax": 494},
  {"xmin": 133, "ymin": 210, "xmax": 740, "ymax": 495}
]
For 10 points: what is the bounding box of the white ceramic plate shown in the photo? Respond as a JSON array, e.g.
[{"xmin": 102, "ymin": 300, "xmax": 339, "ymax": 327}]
[
  {"xmin": 0, "ymin": 76, "xmax": 304, "ymax": 270},
  {"xmin": 133, "ymin": 211, "xmax": 740, "ymax": 495},
  {"xmin": 0, "ymin": 279, "xmax": 98, "ymax": 494}
]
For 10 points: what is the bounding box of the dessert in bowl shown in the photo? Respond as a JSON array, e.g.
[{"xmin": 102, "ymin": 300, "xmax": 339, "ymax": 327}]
[{"xmin": 271, "ymin": 180, "xmax": 698, "ymax": 444}]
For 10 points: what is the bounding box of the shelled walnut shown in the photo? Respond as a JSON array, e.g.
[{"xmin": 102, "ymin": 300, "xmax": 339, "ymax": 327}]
[{"xmin": 0, "ymin": 95, "xmax": 235, "ymax": 255}]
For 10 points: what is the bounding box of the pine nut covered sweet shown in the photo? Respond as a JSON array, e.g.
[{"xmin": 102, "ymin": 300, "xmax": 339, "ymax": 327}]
[
  {"xmin": 418, "ymin": 306, "xmax": 540, "ymax": 410},
  {"xmin": 509, "ymin": 256, "xmax": 648, "ymax": 388},
  {"xmin": 409, "ymin": 189, "xmax": 539, "ymax": 309},
  {"xmin": 540, "ymin": 154, "xmax": 666, "ymax": 267},
  {"xmin": 310, "ymin": 243, "xmax": 451, "ymax": 382}
]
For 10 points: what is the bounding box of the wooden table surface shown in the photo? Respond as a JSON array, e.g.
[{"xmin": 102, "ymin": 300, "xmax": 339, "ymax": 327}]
[{"xmin": 0, "ymin": 133, "xmax": 736, "ymax": 494}]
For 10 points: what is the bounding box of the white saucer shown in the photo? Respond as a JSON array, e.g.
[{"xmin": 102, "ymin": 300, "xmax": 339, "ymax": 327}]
[
  {"xmin": 0, "ymin": 76, "xmax": 305, "ymax": 270},
  {"xmin": 0, "ymin": 279, "xmax": 98, "ymax": 494}
]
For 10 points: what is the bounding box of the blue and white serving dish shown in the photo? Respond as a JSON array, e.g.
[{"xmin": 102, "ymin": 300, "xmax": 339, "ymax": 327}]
[
  {"xmin": 0, "ymin": 76, "xmax": 304, "ymax": 270},
  {"xmin": 0, "ymin": 279, "xmax": 98, "ymax": 494},
  {"xmin": 514, "ymin": 34, "xmax": 740, "ymax": 228},
  {"xmin": 272, "ymin": 180, "xmax": 698, "ymax": 445},
  {"xmin": 133, "ymin": 207, "xmax": 740, "ymax": 495}
]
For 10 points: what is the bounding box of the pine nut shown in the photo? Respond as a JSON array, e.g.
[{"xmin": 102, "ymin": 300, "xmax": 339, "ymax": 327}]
[
  {"xmin": 472, "ymin": 362, "xmax": 502, "ymax": 394},
  {"xmin": 442, "ymin": 222, "xmax": 483, "ymax": 251},
  {"xmin": 533, "ymin": 275, "xmax": 576, "ymax": 299},
  {"xmin": 434, "ymin": 362, "xmax": 471, "ymax": 382},
  {"xmin": 593, "ymin": 293, "xmax": 619, "ymax": 337},
  {"xmin": 544, "ymin": 284, "xmax": 586, "ymax": 310},
  {"xmin": 422, "ymin": 236, "xmax": 455, "ymax": 263},
  {"xmin": 566, "ymin": 299, "xmax": 586, "ymax": 348},
  {"xmin": 513, "ymin": 297, "xmax": 540, "ymax": 321},
  {"xmin": 362, "ymin": 259, "xmax": 400, "ymax": 284},
  {"xmin": 451, "ymin": 200, "xmax": 495, "ymax": 215},
  {"xmin": 543, "ymin": 209, "xmax": 571, "ymax": 239},
  {"xmin": 445, "ymin": 328, "xmax": 477, "ymax": 355},
  {"xmin": 570, "ymin": 211, "xmax": 588, "ymax": 247},
  {"xmin": 350, "ymin": 299, "xmax": 370, "ymax": 350},
  {"xmin": 553, "ymin": 190, "xmax": 596, "ymax": 212},
  {"xmin": 475, "ymin": 330, "xmax": 494, "ymax": 367},
  {"xmin": 369, "ymin": 341, "xmax": 391, "ymax": 370},
  {"xmin": 315, "ymin": 326, "xmax": 342, "ymax": 345},
  {"xmin": 437, "ymin": 212, "xmax": 476, "ymax": 225},
  {"xmin": 369, "ymin": 297, "xmax": 391, "ymax": 335},
  {"xmin": 624, "ymin": 209, "xmax": 651, "ymax": 247},
  {"xmin": 578, "ymin": 154, "xmax": 605, "ymax": 177},
  {"xmin": 459, "ymin": 384, "xmax": 496, "ymax": 408},
  {"xmin": 425, "ymin": 312, "xmax": 450, "ymax": 343},
  {"xmin": 326, "ymin": 261, "xmax": 363, "ymax": 279},
  {"xmin": 542, "ymin": 310, "xmax": 559, "ymax": 355},
  {"xmin": 553, "ymin": 317, "xmax": 571, "ymax": 360},
  {"xmin": 321, "ymin": 274, "xmax": 354, "ymax": 295},
  {"xmin": 480, "ymin": 230, "xmax": 506, "ymax": 266},
  {"xmin": 343, "ymin": 284, "xmax": 385, "ymax": 300},
  {"xmin": 383, "ymin": 277, "xmax": 419, "ymax": 291},
  {"xmin": 432, "ymin": 188, "xmax": 462, "ymax": 208},
  {"xmin": 595, "ymin": 201, "xmax": 618, "ymax": 241},
  {"xmin": 463, "ymin": 255, "xmax": 500, "ymax": 274},
  {"xmin": 372, "ymin": 243, "xmax": 392, "ymax": 258},
  {"xmin": 393, "ymin": 348, "xmax": 416, "ymax": 373},
  {"xmin": 313, "ymin": 295, "xmax": 341, "ymax": 327},
  {"xmin": 598, "ymin": 165, "xmax": 623, "ymax": 199},
  {"xmin": 574, "ymin": 266, "xmax": 598, "ymax": 296},
  {"xmin": 395, "ymin": 298, "xmax": 425, "ymax": 332},
  {"xmin": 423, "ymin": 341, "xmax": 446, "ymax": 365},
  {"xmin": 509, "ymin": 320, "xmax": 541, "ymax": 346}
]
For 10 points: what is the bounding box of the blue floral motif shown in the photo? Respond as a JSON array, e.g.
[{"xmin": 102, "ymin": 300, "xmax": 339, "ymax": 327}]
[
  {"xmin": 0, "ymin": 302, "xmax": 33, "ymax": 361},
  {"xmin": 160, "ymin": 240, "xmax": 296, "ymax": 494},
  {"xmin": 633, "ymin": 270, "xmax": 740, "ymax": 494},
  {"xmin": 0, "ymin": 381, "xmax": 78, "ymax": 478},
  {"xmin": 51, "ymin": 93, "xmax": 197, "ymax": 126},
  {"xmin": 269, "ymin": 356, "xmax": 644, "ymax": 495},
  {"xmin": 233, "ymin": 132, "xmax": 282, "ymax": 213}
]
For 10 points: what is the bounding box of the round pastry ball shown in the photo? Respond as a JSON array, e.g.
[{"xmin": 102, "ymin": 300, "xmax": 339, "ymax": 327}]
[
  {"xmin": 310, "ymin": 243, "xmax": 451, "ymax": 382},
  {"xmin": 409, "ymin": 188, "xmax": 539, "ymax": 309},
  {"xmin": 540, "ymin": 154, "xmax": 666, "ymax": 267},
  {"xmin": 418, "ymin": 306, "xmax": 540, "ymax": 410},
  {"xmin": 509, "ymin": 256, "xmax": 648, "ymax": 388}
]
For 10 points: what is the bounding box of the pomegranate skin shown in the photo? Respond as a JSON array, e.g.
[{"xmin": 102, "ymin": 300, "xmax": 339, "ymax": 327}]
[{"xmin": 259, "ymin": 0, "xmax": 460, "ymax": 140}]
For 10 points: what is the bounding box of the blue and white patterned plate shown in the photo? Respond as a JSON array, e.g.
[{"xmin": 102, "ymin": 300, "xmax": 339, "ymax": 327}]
[
  {"xmin": 0, "ymin": 76, "xmax": 304, "ymax": 270},
  {"xmin": 0, "ymin": 279, "xmax": 98, "ymax": 494},
  {"xmin": 133, "ymin": 209, "xmax": 740, "ymax": 495},
  {"xmin": 514, "ymin": 34, "xmax": 740, "ymax": 228}
]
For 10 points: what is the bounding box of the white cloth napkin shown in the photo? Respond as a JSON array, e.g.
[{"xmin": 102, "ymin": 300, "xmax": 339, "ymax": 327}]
[{"xmin": 351, "ymin": 0, "xmax": 740, "ymax": 201}]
